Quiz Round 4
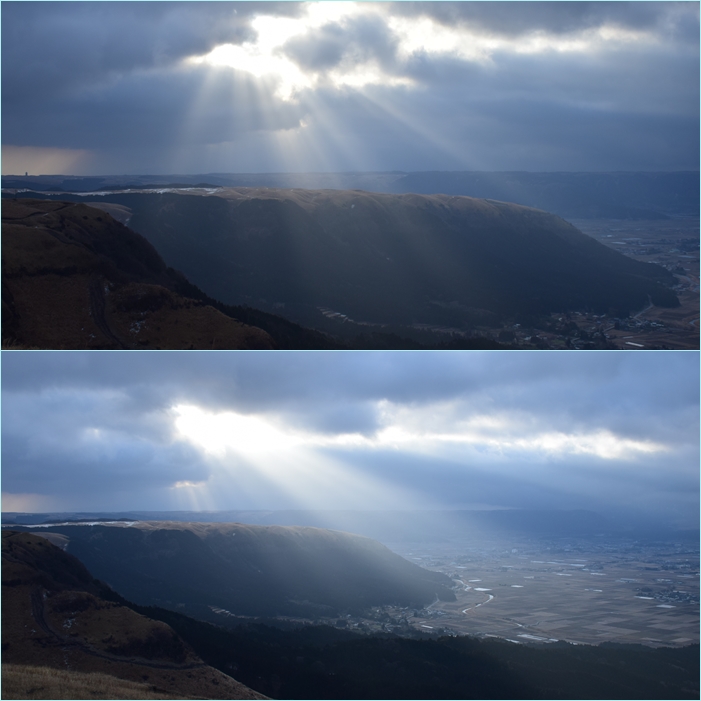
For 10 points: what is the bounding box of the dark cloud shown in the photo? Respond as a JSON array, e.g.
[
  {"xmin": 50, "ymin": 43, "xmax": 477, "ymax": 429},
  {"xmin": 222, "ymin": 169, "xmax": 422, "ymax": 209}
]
[
  {"xmin": 2, "ymin": 351, "xmax": 697, "ymax": 429},
  {"xmin": 3, "ymin": 57, "xmax": 304, "ymax": 152},
  {"xmin": 2, "ymin": 1, "xmax": 697, "ymax": 173},
  {"xmin": 1, "ymin": 1, "xmax": 302, "ymax": 99},
  {"xmin": 282, "ymin": 403, "xmax": 381, "ymax": 437},
  {"xmin": 281, "ymin": 13, "xmax": 399, "ymax": 73},
  {"xmin": 5, "ymin": 430, "xmax": 208, "ymax": 496},
  {"xmin": 2, "ymin": 351, "xmax": 697, "ymax": 446},
  {"xmin": 281, "ymin": 22, "xmax": 348, "ymax": 71},
  {"xmin": 3, "ymin": 3, "xmax": 244, "ymax": 103},
  {"xmin": 1, "ymin": 1, "xmax": 305, "ymax": 162}
]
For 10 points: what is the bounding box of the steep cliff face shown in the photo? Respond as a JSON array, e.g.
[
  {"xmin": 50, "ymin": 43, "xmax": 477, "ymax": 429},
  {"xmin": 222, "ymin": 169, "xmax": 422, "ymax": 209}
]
[
  {"xmin": 2, "ymin": 530, "xmax": 265, "ymax": 700},
  {"xmin": 1, "ymin": 199, "xmax": 275, "ymax": 349}
]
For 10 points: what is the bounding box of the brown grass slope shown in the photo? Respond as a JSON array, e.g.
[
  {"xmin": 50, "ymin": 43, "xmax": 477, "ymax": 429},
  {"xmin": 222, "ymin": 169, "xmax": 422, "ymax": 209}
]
[
  {"xmin": 1, "ymin": 664, "xmax": 201, "ymax": 700},
  {"xmin": 2, "ymin": 530, "xmax": 266, "ymax": 700},
  {"xmin": 1, "ymin": 198, "xmax": 274, "ymax": 349}
]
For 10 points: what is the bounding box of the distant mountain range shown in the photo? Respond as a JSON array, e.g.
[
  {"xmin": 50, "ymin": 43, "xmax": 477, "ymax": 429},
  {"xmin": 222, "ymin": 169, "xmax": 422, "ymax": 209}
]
[
  {"xmin": 387, "ymin": 171, "xmax": 699, "ymax": 219},
  {"xmin": 8, "ymin": 508, "xmax": 695, "ymax": 545},
  {"xmin": 5, "ymin": 188, "xmax": 680, "ymax": 337},
  {"xmin": 3, "ymin": 171, "xmax": 698, "ymax": 219}
]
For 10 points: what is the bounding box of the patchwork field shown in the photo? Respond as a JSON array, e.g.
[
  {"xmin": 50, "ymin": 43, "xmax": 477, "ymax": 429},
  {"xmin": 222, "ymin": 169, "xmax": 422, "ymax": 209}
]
[
  {"xmin": 570, "ymin": 217, "xmax": 699, "ymax": 350},
  {"xmin": 391, "ymin": 538, "xmax": 699, "ymax": 647}
]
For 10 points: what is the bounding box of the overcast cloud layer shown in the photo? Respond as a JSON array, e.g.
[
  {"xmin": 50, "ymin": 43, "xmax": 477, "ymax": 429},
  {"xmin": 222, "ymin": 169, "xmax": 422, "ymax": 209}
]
[
  {"xmin": 2, "ymin": 351, "xmax": 698, "ymax": 528},
  {"xmin": 2, "ymin": 1, "xmax": 698, "ymax": 174}
]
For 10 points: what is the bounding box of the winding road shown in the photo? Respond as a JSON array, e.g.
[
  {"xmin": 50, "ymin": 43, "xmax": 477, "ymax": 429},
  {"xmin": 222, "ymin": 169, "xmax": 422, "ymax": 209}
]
[
  {"xmin": 461, "ymin": 593, "xmax": 494, "ymax": 614},
  {"xmin": 30, "ymin": 587, "xmax": 206, "ymax": 671}
]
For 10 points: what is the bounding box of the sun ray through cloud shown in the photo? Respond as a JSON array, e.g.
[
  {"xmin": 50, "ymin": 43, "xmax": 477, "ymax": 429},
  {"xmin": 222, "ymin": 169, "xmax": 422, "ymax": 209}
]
[
  {"xmin": 2, "ymin": 1, "xmax": 696, "ymax": 174},
  {"xmin": 170, "ymin": 402, "xmax": 437, "ymax": 510},
  {"xmin": 163, "ymin": 395, "xmax": 677, "ymax": 518},
  {"xmin": 1, "ymin": 352, "xmax": 697, "ymax": 525}
]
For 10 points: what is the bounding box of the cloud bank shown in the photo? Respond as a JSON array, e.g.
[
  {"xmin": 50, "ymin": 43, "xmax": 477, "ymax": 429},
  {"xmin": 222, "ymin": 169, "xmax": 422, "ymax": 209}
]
[
  {"xmin": 2, "ymin": 1, "xmax": 698, "ymax": 174},
  {"xmin": 2, "ymin": 351, "xmax": 697, "ymax": 528}
]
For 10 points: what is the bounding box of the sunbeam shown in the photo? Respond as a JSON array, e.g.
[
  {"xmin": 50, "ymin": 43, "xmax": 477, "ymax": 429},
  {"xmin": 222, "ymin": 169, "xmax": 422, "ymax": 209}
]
[
  {"xmin": 162, "ymin": 1, "xmax": 684, "ymax": 174},
  {"xmin": 185, "ymin": 3, "xmax": 413, "ymax": 101},
  {"xmin": 167, "ymin": 398, "xmax": 672, "ymax": 516},
  {"xmin": 170, "ymin": 402, "xmax": 443, "ymax": 511},
  {"xmin": 2, "ymin": 350, "xmax": 696, "ymax": 522},
  {"xmin": 173, "ymin": 404, "xmax": 304, "ymax": 456}
]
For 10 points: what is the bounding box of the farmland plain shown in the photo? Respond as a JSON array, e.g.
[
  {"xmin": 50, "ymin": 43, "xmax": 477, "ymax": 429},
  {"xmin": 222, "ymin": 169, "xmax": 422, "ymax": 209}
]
[{"xmin": 386, "ymin": 536, "xmax": 699, "ymax": 646}]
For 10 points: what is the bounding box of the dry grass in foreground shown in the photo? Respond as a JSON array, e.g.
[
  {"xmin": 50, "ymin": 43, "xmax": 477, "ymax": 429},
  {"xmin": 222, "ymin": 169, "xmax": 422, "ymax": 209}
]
[
  {"xmin": 1, "ymin": 664, "xmax": 200, "ymax": 700},
  {"xmin": 1, "ymin": 339, "xmax": 45, "ymax": 350}
]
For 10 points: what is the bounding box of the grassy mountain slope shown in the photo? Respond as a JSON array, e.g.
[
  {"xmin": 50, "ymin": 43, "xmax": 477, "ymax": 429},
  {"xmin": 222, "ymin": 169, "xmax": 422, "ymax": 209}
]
[
  {"xmin": 1, "ymin": 530, "xmax": 265, "ymax": 700},
  {"xmin": 1, "ymin": 664, "xmax": 202, "ymax": 700},
  {"xmin": 13, "ymin": 522, "xmax": 455, "ymax": 620},
  {"xmin": 29, "ymin": 187, "xmax": 678, "ymax": 329},
  {"xmin": 4, "ymin": 528, "xmax": 697, "ymax": 700},
  {"xmin": 1, "ymin": 199, "xmax": 274, "ymax": 349}
]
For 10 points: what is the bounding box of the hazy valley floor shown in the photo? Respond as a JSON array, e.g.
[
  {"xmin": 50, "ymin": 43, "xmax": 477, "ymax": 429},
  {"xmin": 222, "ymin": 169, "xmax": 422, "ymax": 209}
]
[
  {"xmin": 200, "ymin": 533, "xmax": 699, "ymax": 648},
  {"xmin": 385, "ymin": 536, "xmax": 699, "ymax": 646},
  {"xmin": 565, "ymin": 217, "xmax": 699, "ymax": 350}
]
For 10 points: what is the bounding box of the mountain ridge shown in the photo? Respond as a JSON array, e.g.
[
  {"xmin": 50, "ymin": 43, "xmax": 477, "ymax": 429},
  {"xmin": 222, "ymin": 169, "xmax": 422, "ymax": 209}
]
[
  {"xmin": 7, "ymin": 521, "xmax": 456, "ymax": 622},
  {"xmin": 8, "ymin": 187, "xmax": 679, "ymax": 334},
  {"xmin": 4, "ymin": 171, "xmax": 698, "ymax": 219}
]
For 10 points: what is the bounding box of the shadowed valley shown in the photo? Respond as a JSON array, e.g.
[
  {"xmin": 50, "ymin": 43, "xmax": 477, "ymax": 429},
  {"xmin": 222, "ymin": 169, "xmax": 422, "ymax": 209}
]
[{"xmin": 3, "ymin": 521, "xmax": 698, "ymax": 700}]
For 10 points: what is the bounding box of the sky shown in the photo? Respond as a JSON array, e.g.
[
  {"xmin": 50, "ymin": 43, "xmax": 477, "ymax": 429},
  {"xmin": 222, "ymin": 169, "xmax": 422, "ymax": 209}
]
[
  {"xmin": 2, "ymin": 1, "xmax": 699, "ymax": 175},
  {"xmin": 1, "ymin": 351, "xmax": 698, "ymax": 529}
]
